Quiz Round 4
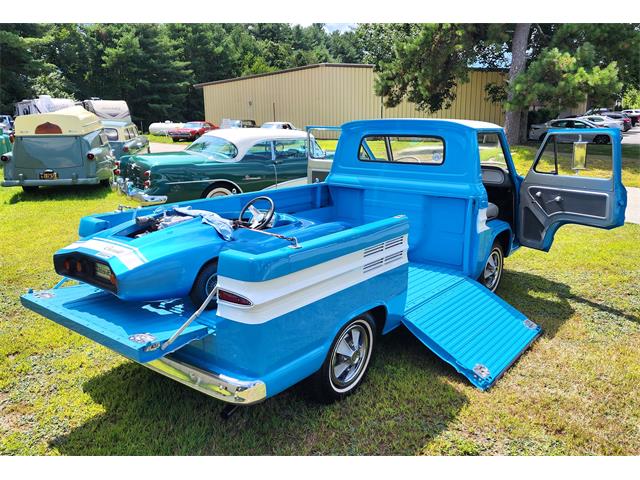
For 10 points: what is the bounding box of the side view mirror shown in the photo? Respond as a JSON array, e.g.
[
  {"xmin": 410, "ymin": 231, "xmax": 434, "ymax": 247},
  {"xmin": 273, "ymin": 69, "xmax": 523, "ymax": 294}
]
[{"xmin": 572, "ymin": 140, "xmax": 588, "ymax": 172}]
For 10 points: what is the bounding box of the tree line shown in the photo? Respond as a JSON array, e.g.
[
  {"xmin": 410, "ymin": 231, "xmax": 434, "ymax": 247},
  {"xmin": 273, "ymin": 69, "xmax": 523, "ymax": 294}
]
[{"xmin": 1, "ymin": 23, "xmax": 638, "ymax": 141}]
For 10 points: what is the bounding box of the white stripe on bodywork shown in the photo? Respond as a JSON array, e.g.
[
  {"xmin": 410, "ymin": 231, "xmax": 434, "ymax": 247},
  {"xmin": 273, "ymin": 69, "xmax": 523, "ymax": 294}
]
[
  {"xmin": 216, "ymin": 234, "xmax": 408, "ymax": 324},
  {"xmin": 63, "ymin": 239, "xmax": 147, "ymax": 270}
]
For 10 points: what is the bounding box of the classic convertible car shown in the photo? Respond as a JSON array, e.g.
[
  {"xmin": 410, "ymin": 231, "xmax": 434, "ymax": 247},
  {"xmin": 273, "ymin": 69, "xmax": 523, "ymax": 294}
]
[
  {"xmin": 53, "ymin": 195, "xmax": 309, "ymax": 309},
  {"xmin": 168, "ymin": 121, "xmax": 217, "ymax": 142}
]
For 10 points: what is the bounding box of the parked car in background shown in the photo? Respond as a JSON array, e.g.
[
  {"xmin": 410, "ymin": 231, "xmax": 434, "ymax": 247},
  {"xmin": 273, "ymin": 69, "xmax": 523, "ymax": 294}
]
[
  {"xmin": 113, "ymin": 128, "xmax": 313, "ymax": 204},
  {"xmin": 584, "ymin": 107, "xmax": 611, "ymax": 116},
  {"xmin": 261, "ymin": 121, "xmax": 297, "ymax": 130},
  {"xmin": 578, "ymin": 115, "xmax": 624, "ymax": 132},
  {"xmin": 148, "ymin": 120, "xmax": 184, "ymax": 136},
  {"xmin": 0, "ymin": 114, "xmax": 14, "ymax": 129},
  {"xmin": 1, "ymin": 106, "xmax": 114, "ymax": 192},
  {"xmin": 168, "ymin": 121, "xmax": 217, "ymax": 142},
  {"xmin": 621, "ymin": 109, "xmax": 640, "ymax": 126},
  {"xmin": 528, "ymin": 118, "xmax": 610, "ymax": 143},
  {"xmin": 0, "ymin": 125, "xmax": 13, "ymax": 156},
  {"xmin": 220, "ymin": 118, "xmax": 257, "ymax": 129},
  {"xmin": 102, "ymin": 120, "xmax": 150, "ymax": 159},
  {"xmin": 602, "ymin": 112, "xmax": 632, "ymax": 132}
]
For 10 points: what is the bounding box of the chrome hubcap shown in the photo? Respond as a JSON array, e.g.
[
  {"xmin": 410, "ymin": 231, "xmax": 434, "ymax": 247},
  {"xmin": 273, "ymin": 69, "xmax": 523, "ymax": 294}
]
[
  {"xmin": 331, "ymin": 324, "xmax": 369, "ymax": 388},
  {"xmin": 483, "ymin": 250, "xmax": 502, "ymax": 290}
]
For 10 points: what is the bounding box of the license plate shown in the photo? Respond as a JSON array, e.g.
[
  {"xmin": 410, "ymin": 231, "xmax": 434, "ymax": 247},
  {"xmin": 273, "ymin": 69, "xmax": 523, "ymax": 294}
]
[{"xmin": 39, "ymin": 171, "xmax": 58, "ymax": 180}]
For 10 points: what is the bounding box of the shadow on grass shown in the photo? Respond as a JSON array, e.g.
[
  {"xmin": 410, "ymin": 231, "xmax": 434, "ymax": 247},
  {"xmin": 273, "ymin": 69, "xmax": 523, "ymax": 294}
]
[
  {"xmin": 6, "ymin": 183, "xmax": 111, "ymax": 204},
  {"xmin": 499, "ymin": 270, "xmax": 639, "ymax": 336},
  {"xmin": 50, "ymin": 328, "xmax": 468, "ymax": 455}
]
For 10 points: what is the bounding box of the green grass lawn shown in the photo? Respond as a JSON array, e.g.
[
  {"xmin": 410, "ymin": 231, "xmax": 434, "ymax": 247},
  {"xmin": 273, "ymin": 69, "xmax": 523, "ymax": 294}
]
[
  {"xmin": 145, "ymin": 133, "xmax": 177, "ymax": 144},
  {"xmin": 0, "ymin": 177, "xmax": 639, "ymax": 455}
]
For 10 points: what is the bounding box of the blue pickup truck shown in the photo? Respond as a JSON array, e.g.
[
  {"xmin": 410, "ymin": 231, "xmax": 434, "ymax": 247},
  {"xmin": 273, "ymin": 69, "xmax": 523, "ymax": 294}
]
[{"xmin": 22, "ymin": 119, "xmax": 627, "ymax": 407}]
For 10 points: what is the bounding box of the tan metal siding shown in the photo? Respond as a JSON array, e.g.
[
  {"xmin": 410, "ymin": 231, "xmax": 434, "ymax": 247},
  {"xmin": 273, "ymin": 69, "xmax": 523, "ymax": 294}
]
[{"xmin": 202, "ymin": 65, "xmax": 506, "ymax": 128}]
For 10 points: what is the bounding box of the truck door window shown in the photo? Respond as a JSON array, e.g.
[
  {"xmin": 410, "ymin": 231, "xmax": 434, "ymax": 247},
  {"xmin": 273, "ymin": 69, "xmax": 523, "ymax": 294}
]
[
  {"xmin": 533, "ymin": 134, "xmax": 613, "ymax": 179},
  {"xmin": 359, "ymin": 135, "xmax": 444, "ymax": 165},
  {"xmin": 477, "ymin": 133, "xmax": 508, "ymax": 169}
]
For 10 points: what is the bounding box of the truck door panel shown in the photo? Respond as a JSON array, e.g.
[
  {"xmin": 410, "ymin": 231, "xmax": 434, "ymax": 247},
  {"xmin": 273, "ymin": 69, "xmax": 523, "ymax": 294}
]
[{"xmin": 518, "ymin": 130, "xmax": 626, "ymax": 251}]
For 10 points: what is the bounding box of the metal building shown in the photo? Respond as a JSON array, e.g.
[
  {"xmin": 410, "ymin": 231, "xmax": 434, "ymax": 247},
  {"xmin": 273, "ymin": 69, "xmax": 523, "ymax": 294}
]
[{"xmin": 195, "ymin": 63, "xmax": 509, "ymax": 128}]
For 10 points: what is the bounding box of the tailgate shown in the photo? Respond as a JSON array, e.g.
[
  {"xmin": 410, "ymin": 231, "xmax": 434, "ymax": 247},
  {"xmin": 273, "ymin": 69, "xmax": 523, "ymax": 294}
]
[
  {"xmin": 21, "ymin": 284, "xmax": 212, "ymax": 363},
  {"xmin": 402, "ymin": 264, "xmax": 541, "ymax": 389}
]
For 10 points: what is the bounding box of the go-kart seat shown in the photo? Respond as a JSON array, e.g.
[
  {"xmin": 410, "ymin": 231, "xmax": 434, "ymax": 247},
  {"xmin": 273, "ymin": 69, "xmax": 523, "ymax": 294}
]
[{"xmin": 487, "ymin": 202, "xmax": 499, "ymax": 220}]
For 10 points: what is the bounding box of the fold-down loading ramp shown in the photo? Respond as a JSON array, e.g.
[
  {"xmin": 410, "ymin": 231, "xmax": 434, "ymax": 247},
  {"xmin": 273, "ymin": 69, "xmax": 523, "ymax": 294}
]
[{"xmin": 402, "ymin": 264, "xmax": 541, "ymax": 390}]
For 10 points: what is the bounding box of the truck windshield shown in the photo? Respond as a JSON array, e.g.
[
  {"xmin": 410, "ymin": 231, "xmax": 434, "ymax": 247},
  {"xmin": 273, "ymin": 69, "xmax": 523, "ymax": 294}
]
[
  {"xmin": 187, "ymin": 136, "xmax": 238, "ymax": 159},
  {"xmin": 477, "ymin": 133, "xmax": 508, "ymax": 169}
]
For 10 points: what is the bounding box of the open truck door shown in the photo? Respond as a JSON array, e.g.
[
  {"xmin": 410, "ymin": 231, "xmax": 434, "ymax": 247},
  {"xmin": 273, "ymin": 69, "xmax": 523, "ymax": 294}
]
[{"xmin": 518, "ymin": 129, "xmax": 627, "ymax": 251}]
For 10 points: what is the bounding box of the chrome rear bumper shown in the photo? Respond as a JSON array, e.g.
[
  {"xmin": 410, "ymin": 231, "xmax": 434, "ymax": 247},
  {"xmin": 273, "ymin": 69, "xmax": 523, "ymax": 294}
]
[
  {"xmin": 112, "ymin": 177, "xmax": 167, "ymax": 205},
  {"xmin": 144, "ymin": 356, "xmax": 267, "ymax": 405}
]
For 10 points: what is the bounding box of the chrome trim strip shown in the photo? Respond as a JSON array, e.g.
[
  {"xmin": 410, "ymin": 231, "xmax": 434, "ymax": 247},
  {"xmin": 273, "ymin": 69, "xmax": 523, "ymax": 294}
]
[
  {"xmin": 112, "ymin": 177, "xmax": 168, "ymax": 205},
  {"xmin": 143, "ymin": 356, "xmax": 267, "ymax": 405}
]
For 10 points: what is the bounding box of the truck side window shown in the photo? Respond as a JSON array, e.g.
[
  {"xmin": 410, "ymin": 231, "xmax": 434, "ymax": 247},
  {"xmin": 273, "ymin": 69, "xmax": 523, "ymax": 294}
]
[
  {"xmin": 533, "ymin": 134, "xmax": 613, "ymax": 179},
  {"xmin": 477, "ymin": 133, "xmax": 508, "ymax": 169},
  {"xmin": 359, "ymin": 136, "xmax": 444, "ymax": 165}
]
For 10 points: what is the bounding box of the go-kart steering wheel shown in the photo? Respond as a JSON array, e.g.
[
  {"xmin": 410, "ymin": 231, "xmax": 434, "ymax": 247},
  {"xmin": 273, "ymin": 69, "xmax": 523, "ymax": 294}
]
[{"xmin": 238, "ymin": 196, "xmax": 275, "ymax": 230}]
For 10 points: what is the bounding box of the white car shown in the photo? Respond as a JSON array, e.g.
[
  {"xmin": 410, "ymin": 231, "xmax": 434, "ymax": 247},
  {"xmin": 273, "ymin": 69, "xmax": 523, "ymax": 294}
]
[
  {"xmin": 148, "ymin": 120, "xmax": 185, "ymax": 136},
  {"xmin": 578, "ymin": 115, "xmax": 624, "ymax": 131},
  {"xmin": 528, "ymin": 118, "xmax": 610, "ymax": 144},
  {"xmin": 261, "ymin": 121, "xmax": 297, "ymax": 130}
]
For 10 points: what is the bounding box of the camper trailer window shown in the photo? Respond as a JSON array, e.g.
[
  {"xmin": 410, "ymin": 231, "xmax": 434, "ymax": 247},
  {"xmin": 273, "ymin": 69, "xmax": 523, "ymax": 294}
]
[{"xmin": 104, "ymin": 128, "xmax": 118, "ymax": 141}]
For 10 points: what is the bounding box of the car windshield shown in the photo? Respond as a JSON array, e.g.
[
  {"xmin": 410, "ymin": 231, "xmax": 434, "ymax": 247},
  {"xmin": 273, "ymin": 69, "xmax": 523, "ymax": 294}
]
[
  {"xmin": 186, "ymin": 136, "xmax": 238, "ymax": 159},
  {"xmin": 183, "ymin": 122, "xmax": 203, "ymax": 128}
]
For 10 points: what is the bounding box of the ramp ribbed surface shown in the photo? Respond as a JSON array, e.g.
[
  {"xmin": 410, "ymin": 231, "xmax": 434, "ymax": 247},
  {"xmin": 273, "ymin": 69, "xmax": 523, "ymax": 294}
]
[{"xmin": 403, "ymin": 263, "xmax": 541, "ymax": 389}]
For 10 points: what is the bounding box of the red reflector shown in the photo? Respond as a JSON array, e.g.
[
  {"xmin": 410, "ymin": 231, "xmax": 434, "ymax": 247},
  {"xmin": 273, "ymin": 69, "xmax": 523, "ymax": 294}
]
[
  {"xmin": 76, "ymin": 260, "xmax": 83, "ymax": 272},
  {"xmin": 63, "ymin": 259, "xmax": 71, "ymax": 271},
  {"xmin": 218, "ymin": 289, "xmax": 252, "ymax": 306},
  {"xmin": 114, "ymin": 169, "xmax": 121, "ymax": 175},
  {"xmin": 123, "ymin": 146, "xmax": 129, "ymax": 153},
  {"xmin": 87, "ymin": 153, "xmax": 95, "ymax": 160},
  {"xmin": 143, "ymin": 180, "xmax": 151, "ymax": 188},
  {"xmin": 114, "ymin": 161, "xmax": 120, "ymax": 168},
  {"xmin": 35, "ymin": 122, "xmax": 63, "ymax": 134}
]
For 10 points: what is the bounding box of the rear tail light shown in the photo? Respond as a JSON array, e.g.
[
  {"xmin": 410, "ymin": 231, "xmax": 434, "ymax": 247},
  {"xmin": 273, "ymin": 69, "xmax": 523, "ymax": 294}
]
[
  {"xmin": 218, "ymin": 289, "xmax": 253, "ymax": 306},
  {"xmin": 114, "ymin": 169, "xmax": 121, "ymax": 175},
  {"xmin": 143, "ymin": 170, "xmax": 151, "ymax": 178},
  {"xmin": 0, "ymin": 155, "xmax": 8, "ymax": 162},
  {"xmin": 87, "ymin": 152, "xmax": 95, "ymax": 160},
  {"xmin": 143, "ymin": 180, "xmax": 151, "ymax": 188},
  {"xmin": 115, "ymin": 160, "xmax": 120, "ymax": 168},
  {"xmin": 123, "ymin": 146, "xmax": 129, "ymax": 153}
]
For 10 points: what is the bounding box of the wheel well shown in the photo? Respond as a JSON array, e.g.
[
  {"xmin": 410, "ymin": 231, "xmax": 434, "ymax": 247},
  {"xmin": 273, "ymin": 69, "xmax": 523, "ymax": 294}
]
[
  {"xmin": 367, "ymin": 305, "xmax": 388, "ymax": 335},
  {"xmin": 495, "ymin": 229, "xmax": 512, "ymax": 257},
  {"xmin": 202, "ymin": 180, "xmax": 242, "ymax": 198}
]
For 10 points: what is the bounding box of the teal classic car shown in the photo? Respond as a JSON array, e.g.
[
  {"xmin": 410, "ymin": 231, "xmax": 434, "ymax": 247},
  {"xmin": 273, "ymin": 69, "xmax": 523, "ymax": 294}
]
[
  {"xmin": 102, "ymin": 120, "xmax": 149, "ymax": 159},
  {"xmin": 0, "ymin": 125, "xmax": 12, "ymax": 156},
  {"xmin": 1, "ymin": 106, "xmax": 115, "ymax": 192},
  {"xmin": 114, "ymin": 128, "xmax": 311, "ymax": 204}
]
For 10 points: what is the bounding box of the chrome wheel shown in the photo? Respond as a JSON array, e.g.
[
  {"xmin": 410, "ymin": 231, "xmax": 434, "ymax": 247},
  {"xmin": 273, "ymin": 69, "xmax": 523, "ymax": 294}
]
[
  {"xmin": 329, "ymin": 319, "xmax": 373, "ymax": 393},
  {"xmin": 482, "ymin": 245, "xmax": 503, "ymax": 292}
]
